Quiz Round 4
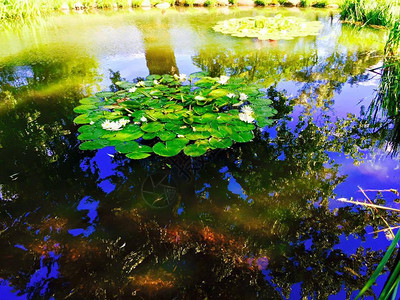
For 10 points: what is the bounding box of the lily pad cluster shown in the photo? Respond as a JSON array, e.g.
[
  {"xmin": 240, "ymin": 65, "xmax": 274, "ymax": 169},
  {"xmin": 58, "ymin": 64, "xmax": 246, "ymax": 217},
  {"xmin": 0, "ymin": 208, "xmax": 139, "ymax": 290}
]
[
  {"xmin": 74, "ymin": 73, "xmax": 276, "ymax": 159},
  {"xmin": 213, "ymin": 14, "xmax": 323, "ymax": 40}
]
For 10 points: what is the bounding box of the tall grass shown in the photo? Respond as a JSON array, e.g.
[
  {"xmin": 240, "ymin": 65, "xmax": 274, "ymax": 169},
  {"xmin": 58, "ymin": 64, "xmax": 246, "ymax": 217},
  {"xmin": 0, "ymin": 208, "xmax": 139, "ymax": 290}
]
[
  {"xmin": 340, "ymin": 0, "xmax": 399, "ymax": 27},
  {"xmin": 361, "ymin": 23, "xmax": 400, "ymax": 297},
  {"xmin": 0, "ymin": 0, "xmax": 53, "ymax": 19},
  {"xmin": 0, "ymin": 0, "xmax": 141, "ymax": 19},
  {"xmin": 369, "ymin": 21, "xmax": 400, "ymax": 155}
]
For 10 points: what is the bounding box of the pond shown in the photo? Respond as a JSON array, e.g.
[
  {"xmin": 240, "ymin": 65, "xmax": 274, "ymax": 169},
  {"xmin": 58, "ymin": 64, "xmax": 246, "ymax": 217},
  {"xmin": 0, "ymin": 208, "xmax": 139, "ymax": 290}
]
[{"xmin": 1, "ymin": 7, "xmax": 400, "ymax": 299}]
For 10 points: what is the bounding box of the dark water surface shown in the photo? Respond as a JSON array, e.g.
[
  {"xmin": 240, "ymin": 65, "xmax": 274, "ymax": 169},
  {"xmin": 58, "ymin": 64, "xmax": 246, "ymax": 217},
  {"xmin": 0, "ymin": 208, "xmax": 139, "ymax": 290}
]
[{"xmin": 1, "ymin": 7, "xmax": 400, "ymax": 299}]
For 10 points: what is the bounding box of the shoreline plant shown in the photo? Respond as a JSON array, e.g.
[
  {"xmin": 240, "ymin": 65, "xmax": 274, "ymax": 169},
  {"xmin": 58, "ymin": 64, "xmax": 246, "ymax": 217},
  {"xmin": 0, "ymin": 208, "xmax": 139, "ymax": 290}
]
[{"xmin": 73, "ymin": 73, "xmax": 277, "ymax": 159}]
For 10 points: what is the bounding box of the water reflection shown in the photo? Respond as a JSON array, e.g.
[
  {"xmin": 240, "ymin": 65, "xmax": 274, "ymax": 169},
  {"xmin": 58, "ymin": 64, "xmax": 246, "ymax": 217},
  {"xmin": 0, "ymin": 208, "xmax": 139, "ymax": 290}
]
[{"xmin": 0, "ymin": 7, "xmax": 398, "ymax": 299}]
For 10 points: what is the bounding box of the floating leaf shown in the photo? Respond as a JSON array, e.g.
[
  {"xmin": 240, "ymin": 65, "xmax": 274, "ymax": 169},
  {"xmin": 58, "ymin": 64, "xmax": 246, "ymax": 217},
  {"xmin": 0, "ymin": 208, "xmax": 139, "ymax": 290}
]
[
  {"xmin": 208, "ymin": 89, "xmax": 229, "ymax": 98},
  {"xmin": 80, "ymin": 97, "xmax": 100, "ymax": 105},
  {"xmin": 185, "ymin": 131, "xmax": 210, "ymax": 140},
  {"xmin": 141, "ymin": 122, "xmax": 165, "ymax": 133},
  {"xmin": 209, "ymin": 137, "xmax": 233, "ymax": 149},
  {"xmin": 102, "ymin": 131, "xmax": 143, "ymax": 141},
  {"xmin": 143, "ymin": 132, "xmax": 158, "ymax": 140},
  {"xmin": 231, "ymin": 131, "xmax": 254, "ymax": 143},
  {"xmin": 153, "ymin": 138, "xmax": 189, "ymax": 157},
  {"xmin": 79, "ymin": 139, "xmax": 114, "ymax": 150},
  {"xmin": 213, "ymin": 15, "xmax": 323, "ymax": 41},
  {"xmin": 184, "ymin": 141, "xmax": 209, "ymax": 157},
  {"xmin": 73, "ymin": 113, "xmax": 102, "ymax": 125},
  {"xmin": 96, "ymin": 91, "xmax": 115, "ymax": 98},
  {"xmin": 115, "ymin": 141, "xmax": 152, "ymax": 153},
  {"xmin": 126, "ymin": 152, "xmax": 151, "ymax": 159},
  {"xmin": 157, "ymin": 131, "xmax": 177, "ymax": 141},
  {"xmin": 75, "ymin": 73, "xmax": 276, "ymax": 160}
]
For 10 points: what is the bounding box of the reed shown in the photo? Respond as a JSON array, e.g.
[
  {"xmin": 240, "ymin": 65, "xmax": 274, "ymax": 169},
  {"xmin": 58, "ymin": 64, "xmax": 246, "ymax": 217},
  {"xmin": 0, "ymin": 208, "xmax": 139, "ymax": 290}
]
[
  {"xmin": 369, "ymin": 21, "xmax": 400, "ymax": 155},
  {"xmin": 0, "ymin": 0, "xmax": 135, "ymax": 19},
  {"xmin": 340, "ymin": 0, "xmax": 399, "ymax": 27}
]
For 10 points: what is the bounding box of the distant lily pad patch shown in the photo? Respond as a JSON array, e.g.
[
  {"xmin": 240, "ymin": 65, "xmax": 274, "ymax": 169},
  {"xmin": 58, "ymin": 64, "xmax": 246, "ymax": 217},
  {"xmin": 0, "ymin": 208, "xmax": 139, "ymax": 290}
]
[
  {"xmin": 74, "ymin": 73, "xmax": 277, "ymax": 159},
  {"xmin": 213, "ymin": 14, "xmax": 323, "ymax": 40}
]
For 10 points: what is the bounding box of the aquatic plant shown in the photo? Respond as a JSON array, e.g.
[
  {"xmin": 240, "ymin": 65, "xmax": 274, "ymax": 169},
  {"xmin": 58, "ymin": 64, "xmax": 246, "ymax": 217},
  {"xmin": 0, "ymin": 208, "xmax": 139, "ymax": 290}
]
[
  {"xmin": 73, "ymin": 73, "xmax": 277, "ymax": 159},
  {"xmin": 212, "ymin": 15, "xmax": 323, "ymax": 40},
  {"xmin": 369, "ymin": 21, "xmax": 400, "ymax": 155},
  {"xmin": 340, "ymin": 0, "xmax": 399, "ymax": 27}
]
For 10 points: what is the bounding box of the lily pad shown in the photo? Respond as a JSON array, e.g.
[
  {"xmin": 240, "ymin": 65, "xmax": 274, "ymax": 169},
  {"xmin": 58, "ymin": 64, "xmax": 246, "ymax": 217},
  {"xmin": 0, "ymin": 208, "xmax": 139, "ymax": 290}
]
[
  {"xmin": 153, "ymin": 138, "xmax": 189, "ymax": 157},
  {"xmin": 184, "ymin": 141, "xmax": 209, "ymax": 157},
  {"xmin": 74, "ymin": 73, "xmax": 277, "ymax": 160},
  {"xmin": 141, "ymin": 122, "xmax": 165, "ymax": 133},
  {"xmin": 209, "ymin": 137, "xmax": 233, "ymax": 149},
  {"xmin": 115, "ymin": 141, "xmax": 152, "ymax": 154},
  {"xmin": 231, "ymin": 131, "xmax": 254, "ymax": 143}
]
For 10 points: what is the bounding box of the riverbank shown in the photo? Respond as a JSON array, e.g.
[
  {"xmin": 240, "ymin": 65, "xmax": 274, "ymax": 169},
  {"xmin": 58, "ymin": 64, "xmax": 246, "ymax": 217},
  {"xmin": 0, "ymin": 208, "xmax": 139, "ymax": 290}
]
[{"xmin": 0, "ymin": 0, "xmax": 341, "ymax": 19}]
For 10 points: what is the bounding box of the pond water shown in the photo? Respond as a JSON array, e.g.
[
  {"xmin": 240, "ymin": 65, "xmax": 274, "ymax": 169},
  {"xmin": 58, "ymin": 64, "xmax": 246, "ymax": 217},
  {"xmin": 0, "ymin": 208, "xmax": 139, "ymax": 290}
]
[{"xmin": 1, "ymin": 7, "xmax": 400, "ymax": 299}]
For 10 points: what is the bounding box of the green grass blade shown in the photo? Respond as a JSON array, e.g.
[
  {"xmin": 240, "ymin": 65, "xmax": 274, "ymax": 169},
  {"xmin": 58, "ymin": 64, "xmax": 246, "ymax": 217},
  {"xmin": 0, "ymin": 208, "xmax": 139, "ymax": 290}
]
[
  {"xmin": 390, "ymin": 282, "xmax": 398, "ymax": 300},
  {"xmin": 356, "ymin": 229, "xmax": 400, "ymax": 299},
  {"xmin": 381, "ymin": 262, "xmax": 400, "ymax": 299}
]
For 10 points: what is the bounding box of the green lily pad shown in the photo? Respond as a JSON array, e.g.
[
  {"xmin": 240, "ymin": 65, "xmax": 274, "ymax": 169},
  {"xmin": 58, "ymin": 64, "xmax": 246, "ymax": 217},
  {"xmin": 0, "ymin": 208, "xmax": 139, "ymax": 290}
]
[
  {"xmin": 184, "ymin": 142, "xmax": 209, "ymax": 157},
  {"xmin": 115, "ymin": 141, "xmax": 152, "ymax": 153},
  {"xmin": 209, "ymin": 137, "xmax": 233, "ymax": 149},
  {"xmin": 126, "ymin": 152, "xmax": 152, "ymax": 160},
  {"xmin": 102, "ymin": 130, "xmax": 143, "ymax": 141},
  {"xmin": 143, "ymin": 132, "xmax": 158, "ymax": 140},
  {"xmin": 157, "ymin": 131, "xmax": 177, "ymax": 141},
  {"xmin": 185, "ymin": 131, "xmax": 210, "ymax": 140},
  {"xmin": 75, "ymin": 73, "xmax": 277, "ymax": 160},
  {"xmin": 79, "ymin": 139, "xmax": 114, "ymax": 150},
  {"xmin": 73, "ymin": 113, "xmax": 102, "ymax": 125},
  {"xmin": 208, "ymin": 89, "xmax": 229, "ymax": 98},
  {"xmin": 231, "ymin": 131, "xmax": 254, "ymax": 143},
  {"xmin": 141, "ymin": 122, "xmax": 165, "ymax": 133},
  {"xmin": 79, "ymin": 97, "xmax": 100, "ymax": 105},
  {"xmin": 74, "ymin": 104, "xmax": 97, "ymax": 113},
  {"xmin": 96, "ymin": 91, "xmax": 115, "ymax": 98},
  {"xmin": 153, "ymin": 138, "xmax": 189, "ymax": 157}
]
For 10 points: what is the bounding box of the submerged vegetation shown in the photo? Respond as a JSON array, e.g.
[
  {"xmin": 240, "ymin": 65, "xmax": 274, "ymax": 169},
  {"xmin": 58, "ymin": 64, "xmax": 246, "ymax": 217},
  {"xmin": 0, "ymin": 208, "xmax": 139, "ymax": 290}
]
[
  {"xmin": 213, "ymin": 15, "xmax": 323, "ymax": 40},
  {"xmin": 74, "ymin": 73, "xmax": 276, "ymax": 158}
]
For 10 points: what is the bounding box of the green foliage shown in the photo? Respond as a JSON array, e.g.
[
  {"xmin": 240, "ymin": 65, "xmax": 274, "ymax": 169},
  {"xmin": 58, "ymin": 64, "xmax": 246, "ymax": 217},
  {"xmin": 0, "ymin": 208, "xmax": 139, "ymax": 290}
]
[
  {"xmin": 131, "ymin": 0, "xmax": 144, "ymax": 6},
  {"xmin": 205, "ymin": 0, "xmax": 218, "ymax": 6},
  {"xmin": 74, "ymin": 73, "xmax": 277, "ymax": 159},
  {"xmin": 254, "ymin": 0, "xmax": 278, "ymax": 5},
  {"xmin": 300, "ymin": 0, "xmax": 328, "ymax": 7},
  {"xmin": 369, "ymin": 21, "xmax": 400, "ymax": 155},
  {"xmin": 340, "ymin": 0, "xmax": 399, "ymax": 27},
  {"xmin": 213, "ymin": 15, "xmax": 323, "ymax": 41}
]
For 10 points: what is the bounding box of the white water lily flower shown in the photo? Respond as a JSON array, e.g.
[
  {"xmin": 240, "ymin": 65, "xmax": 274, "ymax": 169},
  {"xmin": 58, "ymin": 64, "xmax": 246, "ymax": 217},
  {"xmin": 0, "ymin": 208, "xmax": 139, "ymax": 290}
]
[
  {"xmin": 128, "ymin": 87, "xmax": 137, "ymax": 93},
  {"xmin": 177, "ymin": 134, "xmax": 185, "ymax": 138},
  {"xmin": 239, "ymin": 113, "xmax": 255, "ymax": 123},
  {"xmin": 227, "ymin": 93, "xmax": 236, "ymax": 98},
  {"xmin": 153, "ymin": 80, "xmax": 159, "ymax": 85},
  {"xmin": 193, "ymin": 127, "xmax": 196, "ymax": 132},
  {"xmin": 118, "ymin": 119, "xmax": 130, "ymax": 126},
  {"xmin": 174, "ymin": 73, "xmax": 187, "ymax": 82},
  {"xmin": 218, "ymin": 75, "xmax": 230, "ymax": 85},
  {"xmin": 89, "ymin": 121, "xmax": 94, "ymax": 125},
  {"xmin": 241, "ymin": 105, "xmax": 253, "ymax": 116},
  {"xmin": 136, "ymin": 81, "xmax": 145, "ymax": 87},
  {"xmin": 239, "ymin": 93, "xmax": 248, "ymax": 101},
  {"xmin": 140, "ymin": 116, "xmax": 148, "ymax": 122},
  {"xmin": 102, "ymin": 120, "xmax": 123, "ymax": 131}
]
